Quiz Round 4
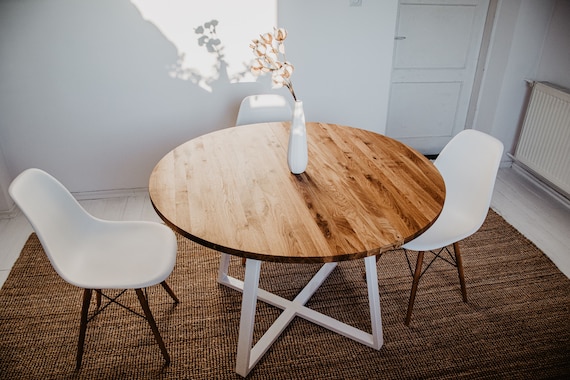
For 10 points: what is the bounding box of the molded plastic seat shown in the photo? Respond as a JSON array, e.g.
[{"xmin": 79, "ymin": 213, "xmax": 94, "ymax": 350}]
[
  {"xmin": 9, "ymin": 168, "xmax": 179, "ymax": 368},
  {"xmin": 235, "ymin": 94, "xmax": 292, "ymax": 126},
  {"xmin": 399, "ymin": 129, "xmax": 504, "ymax": 325}
]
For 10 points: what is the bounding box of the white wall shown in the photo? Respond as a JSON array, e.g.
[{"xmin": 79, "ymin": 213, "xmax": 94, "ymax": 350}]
[
  {"xmin": 2, "ymin": 0, "xmax": 569, "ymax": 214},
  {"xmin": 0, "ymin": 145, "xmax": 12, "ymax": 214},
  {"xmin": 536, "ymin": 0, "xmax": 570, "ymax": 89},
  {"xmin": 278, "ymin": 0, "xmax": 397, "ymax": 134},
  {"xmin": 0, "ymin": 0, "xmax": 398, "ymax": 212},
  {"xmin": 472, "ymin": 0, "xmax": 569, "ymax": 160},
  {"xmin": 0, "ymin": 0, "xmax": 254, "ymax": 194}
]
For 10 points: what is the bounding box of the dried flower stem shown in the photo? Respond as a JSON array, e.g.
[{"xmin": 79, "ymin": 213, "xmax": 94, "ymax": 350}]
[{"xmin": 250, "ymin": 27, "xmax": 298, "ymax": 101}]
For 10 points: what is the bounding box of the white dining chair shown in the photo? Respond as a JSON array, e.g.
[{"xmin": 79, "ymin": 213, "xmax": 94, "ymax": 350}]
[
  {"xmin": 8, "ymin": 168, "xmax": 179, "ymax": 369},
  {"xmin": 235, "ymin": 94, "xmax": 292, "ymax": 126},
  {"xmin": 398, "ymin": 129, "xmax": 504, "ymax": 325}
]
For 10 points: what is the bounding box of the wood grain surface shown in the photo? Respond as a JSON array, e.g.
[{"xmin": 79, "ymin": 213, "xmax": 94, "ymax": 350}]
[{"xmin": 149, "ymin": 122, "xmax": 445, "ymax": 263}]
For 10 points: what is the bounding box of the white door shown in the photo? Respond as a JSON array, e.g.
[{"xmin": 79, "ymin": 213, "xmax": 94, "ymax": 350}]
[{"xmin": 386, "ymin": 0, "xmax": 490, "ymax": 155}]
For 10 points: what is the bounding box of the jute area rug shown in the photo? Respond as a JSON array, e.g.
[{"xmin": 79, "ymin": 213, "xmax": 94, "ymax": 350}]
[{"xmin": 0, "ymin": 210, "xmax": 569, "ymax": 379}]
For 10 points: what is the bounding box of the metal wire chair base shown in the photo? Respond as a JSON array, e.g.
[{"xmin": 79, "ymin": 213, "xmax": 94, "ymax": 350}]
[
  {"xmin": 404, "ymin": 242, "xmax": 468, "ymax": 326},
  {"xmin": 403, "ymin": 246, "xmax": 459, "ymax": 279},
  {"xmin": 75, "ymin": 281, "xmax": 178, "ymax": 370}
]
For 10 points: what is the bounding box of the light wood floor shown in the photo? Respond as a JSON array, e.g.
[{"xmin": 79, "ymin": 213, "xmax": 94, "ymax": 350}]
[{"xmin": 1, "ymin": 167, "xmax": 569, "ymax": 288}]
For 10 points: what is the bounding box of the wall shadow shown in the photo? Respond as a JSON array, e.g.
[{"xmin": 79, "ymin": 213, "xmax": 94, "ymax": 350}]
[{"xmin": 0, "ymin": 0, "xmax": 272, "ymax": 191}]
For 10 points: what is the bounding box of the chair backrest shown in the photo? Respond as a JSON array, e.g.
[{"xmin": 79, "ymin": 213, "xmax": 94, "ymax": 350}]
[
  {"xmin": 235, "ymin": 94, "xmax": 292, "ymax": 126},
  {"xmin": 9, "ymin": 168, "xmax": 95, "ymax": 280},
  {"xmin": 434, "ymin": 129, "xmax": 504, "ymax": 235}
]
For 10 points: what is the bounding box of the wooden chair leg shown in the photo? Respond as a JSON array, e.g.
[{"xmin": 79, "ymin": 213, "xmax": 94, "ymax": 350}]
[
  {"xmin": 453, "ymin": 242, "xmax": 468, "ymax": 302},
  {"xmin": 95, "ymin": 290, "xmax": 101, "ymax": 309},
  {"xmin": 160, "ymin": 281, "xmax": 180, "ymax": 304},
  {"xmin": 241, "ymin": 257, "xmax": 246, "ymax": 266},
  {"xmin": 135, "ymin": 289, "xmax": 170, "ymax": 365},
  {"xmin": 405, "ymin": 251, "xmax": 424, "ymax": 326},
  {"xmin": 76, "ymin": 288, "xmax": 92, "ymax": 370}
]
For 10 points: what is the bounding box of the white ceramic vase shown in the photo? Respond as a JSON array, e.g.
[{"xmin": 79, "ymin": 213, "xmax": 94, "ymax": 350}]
[{"xmin": 287, "ymin": 101, "xmax": 308, "ymax": 174}]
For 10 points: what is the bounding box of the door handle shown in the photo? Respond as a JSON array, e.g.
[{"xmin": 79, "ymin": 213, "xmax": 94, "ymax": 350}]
[{"xmin": 395, "ymin": 36, "xmax": 407, "ymax": 40}]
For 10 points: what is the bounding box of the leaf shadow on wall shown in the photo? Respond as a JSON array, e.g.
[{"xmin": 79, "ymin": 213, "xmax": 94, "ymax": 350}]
[
  {"xmin": 170, "ymin": 19, "xmax": 252, "ymax": 94},
  {"xmin": 2, "ymin": 0, "xmax": 268, "ymax": 191}
]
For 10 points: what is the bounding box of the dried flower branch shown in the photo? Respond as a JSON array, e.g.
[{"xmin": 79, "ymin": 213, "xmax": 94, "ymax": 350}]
[{"xmin": 250, "ymin": 27, "xmax": 297, "ymax": 101}]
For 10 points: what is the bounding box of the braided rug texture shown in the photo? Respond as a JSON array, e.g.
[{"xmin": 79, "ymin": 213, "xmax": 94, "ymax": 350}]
[{"xmin": 0, "ymin": 210, "xmax": 569, "ymax": 379}]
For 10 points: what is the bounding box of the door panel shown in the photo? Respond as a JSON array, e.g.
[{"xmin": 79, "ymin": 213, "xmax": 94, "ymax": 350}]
[
  {"xmin": 389, "ymin": 82, "xmax": 462, "ymax": 138},
  {"xmin": 387, "ymin": 0, "xmax": 490, "ymax": 155},
  {"xmin": 394, "ymin": 5, "xmax": 476, "ymax": 69}
]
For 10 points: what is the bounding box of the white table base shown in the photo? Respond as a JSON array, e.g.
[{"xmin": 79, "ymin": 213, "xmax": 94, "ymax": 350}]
[{"xmin": 217, "ymin": 253, "xmax": 384, "ymax": 377}]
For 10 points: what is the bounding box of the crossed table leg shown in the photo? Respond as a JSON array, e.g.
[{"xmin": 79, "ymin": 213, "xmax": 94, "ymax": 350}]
[{"xmin": 217, "ymin": 253, "xmax": 384, "ymax": 377}]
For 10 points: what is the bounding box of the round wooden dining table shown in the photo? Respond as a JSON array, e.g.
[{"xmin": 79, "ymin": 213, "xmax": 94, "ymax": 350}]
[{"xmin": 149, "ymin": 121, "xmax": 445, "ymax": 377}]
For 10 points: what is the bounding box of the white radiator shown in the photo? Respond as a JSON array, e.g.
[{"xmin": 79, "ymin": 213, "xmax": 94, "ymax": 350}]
[{"xmin": 514, "ymin": 81, "xmax": 570, "ymax": 198}]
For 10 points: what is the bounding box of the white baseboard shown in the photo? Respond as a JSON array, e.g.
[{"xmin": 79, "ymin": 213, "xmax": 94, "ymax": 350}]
[
  {"xmin": 0, "ymin": 187, "xmax": 149, "ymax": 220},
  {"xmin": 0, "ymin": 204, "xmax": 18, "ymax": 220},
  {"xmin": 72, "ymin": 187, "xmax": 149, "ymax": 201}
]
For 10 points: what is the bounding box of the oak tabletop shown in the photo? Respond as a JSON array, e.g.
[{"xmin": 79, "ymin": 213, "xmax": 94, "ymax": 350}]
[{"xmin": 149, "ymin": 122, "xmax": 445, "ymax": 263}]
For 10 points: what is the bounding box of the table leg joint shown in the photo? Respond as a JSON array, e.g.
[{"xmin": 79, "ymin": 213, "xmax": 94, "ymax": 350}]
[{"xmin": 218, "ymin": 255, "xmax": 384, "ymax": 377}]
